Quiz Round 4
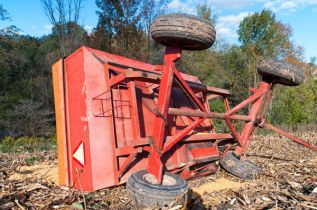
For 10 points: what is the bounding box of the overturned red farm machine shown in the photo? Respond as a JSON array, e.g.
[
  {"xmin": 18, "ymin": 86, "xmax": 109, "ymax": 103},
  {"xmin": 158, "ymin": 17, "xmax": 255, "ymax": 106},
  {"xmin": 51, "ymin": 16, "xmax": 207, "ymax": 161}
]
[{"xmin": 52, "ymin": 14, "xmax": 317, "ymax": 207}]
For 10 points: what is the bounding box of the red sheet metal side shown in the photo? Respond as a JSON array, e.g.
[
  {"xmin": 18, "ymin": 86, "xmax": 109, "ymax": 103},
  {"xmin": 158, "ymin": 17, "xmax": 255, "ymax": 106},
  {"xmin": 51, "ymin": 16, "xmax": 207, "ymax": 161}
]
[
  {"xmin": 52, "ymin": 59, "xmax": 69, "ymax": 186},
  {"xmin": 83, "ymin": 49, "xmax": 118, "ymax": 189},
  {"xmin": 114, "ymin": 85, "xmax": 149, "ymax": 183},
  {"xmin": 64, "ymin": 48, "xmax": 93, "ymax": 191},
  {"xmin": 86, "ymin": 47, "xmax": 156, "ymax": 72}
]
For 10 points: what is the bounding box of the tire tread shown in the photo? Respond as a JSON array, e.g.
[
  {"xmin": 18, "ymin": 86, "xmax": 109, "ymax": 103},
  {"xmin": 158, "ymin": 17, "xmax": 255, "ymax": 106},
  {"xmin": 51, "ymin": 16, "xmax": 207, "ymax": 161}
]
[
  {"xmin": 127, "ymin": 170, "xmax": 188, "ymax": 208},
  {"xmin": 150, "ymin": 13, "xmax": 216, "ymax": 51},
  {"xmin": 257, "ymin": 59, "xmax": 304, "ymax": 86}
]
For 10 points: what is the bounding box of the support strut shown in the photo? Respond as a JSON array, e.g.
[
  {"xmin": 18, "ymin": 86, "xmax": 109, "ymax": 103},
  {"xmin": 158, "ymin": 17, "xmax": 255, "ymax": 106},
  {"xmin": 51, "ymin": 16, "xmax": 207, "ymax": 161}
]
[
  {"xmin": 147, "ymin": 47, "xmax": 182, "ymax": 184},
  {"xmin": 263, "ymin": 122, "xmax": 317, "ymax": 151}
]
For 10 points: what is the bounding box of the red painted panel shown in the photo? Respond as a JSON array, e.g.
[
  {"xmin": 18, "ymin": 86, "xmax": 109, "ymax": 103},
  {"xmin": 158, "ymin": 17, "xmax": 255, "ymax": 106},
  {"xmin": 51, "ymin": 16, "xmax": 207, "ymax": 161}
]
[
  {"xmin": 83, "ymin": 49, "xmax": 116, "ymax": 189},
  {"xmin": 55, "ymin": 46, "xmax": 226, "ymax": 191},
  {"xmin": 64, "ymin": 48, "xmax": 93, "ymax": 191}
]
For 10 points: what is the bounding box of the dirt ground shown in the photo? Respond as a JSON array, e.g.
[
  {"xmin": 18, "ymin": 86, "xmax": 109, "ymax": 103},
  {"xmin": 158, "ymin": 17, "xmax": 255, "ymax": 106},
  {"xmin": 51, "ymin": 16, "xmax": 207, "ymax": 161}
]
[
  {"xmin": 8, "ymin": 164, "xmax": 58, "ymax": 184},
  {"xmin": 1, "ymin": 132, "xmax": 317, "ymax": 209}
]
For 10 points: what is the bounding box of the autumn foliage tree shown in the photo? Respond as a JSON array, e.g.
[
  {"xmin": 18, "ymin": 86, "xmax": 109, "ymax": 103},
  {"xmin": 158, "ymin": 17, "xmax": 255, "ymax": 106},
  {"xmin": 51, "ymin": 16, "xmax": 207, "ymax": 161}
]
[
  {"xmin": 238, "ymin": 10, "xmax": 291, "ymax": 59},
  {"xmin": 237, "ymin": 9, "xmax": 317, "ymax": 126}
]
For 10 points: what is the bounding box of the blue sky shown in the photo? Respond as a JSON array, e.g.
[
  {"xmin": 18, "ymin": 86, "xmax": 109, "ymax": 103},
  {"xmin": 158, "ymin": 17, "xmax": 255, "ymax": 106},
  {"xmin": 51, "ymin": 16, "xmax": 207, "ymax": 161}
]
[
  {"xmin": 0, "ymin": 0, "xmax": 96, "ymax": 35},
  {"xmin": 0, "ymin": 0, "xmax": 316, "ymax": 61}
]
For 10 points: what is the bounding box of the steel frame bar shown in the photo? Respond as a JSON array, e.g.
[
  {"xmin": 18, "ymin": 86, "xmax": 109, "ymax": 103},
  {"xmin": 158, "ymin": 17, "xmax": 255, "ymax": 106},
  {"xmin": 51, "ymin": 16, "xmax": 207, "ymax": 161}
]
[
  {"xmin": 263, "ymin": 122, "xmax": 317, "ymax": 151},
  {"xmin": 89, "ymin": 47, "xmax": 157, "ymax": 72},
  {"xmin": 260, "ymin": 85, "xmax": 273, "ymax": 119},
  {"xmin": 147, "ymin": 47, "xmax": 222, "ymax": 183},
  {"xmin": 107, "ymin": 68, "xmax": 230, "ymax": 96},
  {"xmin": 168, "ymin": 108, "xmax": 252, "ymax": 121},
  {"xmin": 147, "ymin": 47, "xmax": 182, "ymax": 183},
  {"xmin": 144, "ymin": 49, "xmax": 275, "ymax": 182},
  {"xmin": 179, "ymin": 133, "xmax": 233, "ymax": 142},
  {"xmin": 128, "ymin": 81, "xmax": 141, "ymax": 139},
  {"xmin": 101, "ymin": 46, "xmax": 316, "ymax": 186},
  {"xmin": 225, "ymin": 118, "xmax": 242, "ymax": 145},
  {"xmin": 103, "ymin": 63, "xmax": 120, "ymax": 185},
  {"xmin": 162, "ymin": 118, "xmax": 206, "ymax": 153},
  {"xmin": 188, "ymin": 82, "xmax": 230, "ymax": 96},
  {"xmin": 174, "ymin": 70, "xmax": 206, "ymax": 111},
  {"xmin": 110, "ymin": 71, "xmax": 161, "ymax": 87},
  {"xmin": 116, "ymin": 146, "xmax": 135, "ymax": 156},
  {"xmin": 108, "ymin": 64, "xmax": 127, "ymax": 73},
  {"xmin": 225, "ymin": 88, "xmax": 266, "ymax": 116},
  {"xmin": 234, "ymin": 81, "xmax": 271, "ymax": 155},
  {"xmin": 224, "ymin": 97, "xmax": 230, "ymax": 111},
  {"xmin": 118, "ymin": 148, "xmax": 140, "ymax": 178}
]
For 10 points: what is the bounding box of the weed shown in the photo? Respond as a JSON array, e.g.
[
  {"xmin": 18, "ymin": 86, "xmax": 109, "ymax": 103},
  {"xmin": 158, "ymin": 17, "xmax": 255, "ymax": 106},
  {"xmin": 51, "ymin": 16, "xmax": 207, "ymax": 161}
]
[
  {"xmin": 25, "ymin": 156, "xmax": 45, "ymax": 164},
  {"xmin": 0, "ymin": 136, "xmax": 56, "ymax": 153}
]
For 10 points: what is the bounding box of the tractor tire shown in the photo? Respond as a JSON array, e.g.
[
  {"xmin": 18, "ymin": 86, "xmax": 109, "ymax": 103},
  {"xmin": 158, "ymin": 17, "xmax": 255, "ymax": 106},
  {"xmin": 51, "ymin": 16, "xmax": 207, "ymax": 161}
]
[
  {"xmin": 127, "ymin": 170, "xmax": 189, "ymax": 208},
  {"xmin": 220, "ymin": 152, "xmax": 262, "ymax": 180},
  {"xmin": 257, "ymin": 59, "xmax": 304, "ymax": 86},
  {"xmin": 150, "ymin": 13, "xmax": 216, "ymax": 51}
]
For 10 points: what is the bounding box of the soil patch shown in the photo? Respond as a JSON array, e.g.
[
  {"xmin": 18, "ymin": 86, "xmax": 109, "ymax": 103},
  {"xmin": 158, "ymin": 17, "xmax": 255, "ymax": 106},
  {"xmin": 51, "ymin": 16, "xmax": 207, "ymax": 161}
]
[
  {"xmin": 9, "ymin": 164, "xmax": 58, "ymax": 184},
  {"xmin": 193, "ymin": 177, "xmax": 245, "ymax": 195}
]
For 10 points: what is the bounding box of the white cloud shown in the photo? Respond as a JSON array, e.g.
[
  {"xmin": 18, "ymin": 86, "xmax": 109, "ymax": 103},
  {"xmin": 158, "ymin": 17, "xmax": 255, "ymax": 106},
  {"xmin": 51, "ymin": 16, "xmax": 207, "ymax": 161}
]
[
  {"xmin": 208, "ymin": 0, "xmax": 264, "ymax": 9},
  {"xmin": 264, "ymin": 0, "xmax": 317, "ymax": 13},
  {"xmin": 84, "ymin": 25, "xmax": 93, "ymax": 33},
  {"xmin": 216, "ymin": 26, "xmax": 231, "ymax": 36},
  {"xmin": 164, "ymin": 0, "xmax": 252, "ymax": 40},
  {"xmin": 216, "ymin": 12, "xmax": 251, "ymax": 40},
  {"xmin": 280, "ymin": 1, "xmax": 297, "ymax": 10},
  {"xmin": 218, "ymin": 12, "xmax": 250, "ymax": 26},
  {"xmin": 165, "ymin": 0, "xmax": 317, "ymax": 16},
  {"xmin": 166, "ymin": 0, "xmax": 196, "ymax": 14},
  {"xmin": 35, "ymin": 24, "xmax": 53, "ymax": 36},
  {"xmin": 167, "ymin": 0, "xmax": 183, "ymax": 9},
  {"xmin": 166, "ymin": 0, "xmax": 263, "ymax": 12},
  {"xmin": 44, "ymin": 24, "xmax": 53, "ymax": 31},
  {"xmin": 263, "ymin": 1, "xmax": 274, "ymax": 8},
  {"xmin": 216, "ymin": 25, "xmax": 237, "ymax": 39},
  {"xmin": 160, "ymin": 0, "xmax": 317, "ymax": 44}
]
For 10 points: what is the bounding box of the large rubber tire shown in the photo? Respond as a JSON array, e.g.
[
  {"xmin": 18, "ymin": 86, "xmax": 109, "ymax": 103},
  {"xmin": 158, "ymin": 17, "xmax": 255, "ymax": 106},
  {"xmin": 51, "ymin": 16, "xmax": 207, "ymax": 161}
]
[
  {"xmin": 150, "ymin": 13, "xmax": 216, "ymax": 51},
  {"xmin": 127, "ymin": 170, "xmax": 189, "ymax": 208},
  {"xmin": 257, "ymin": 59, "xmax": 304, "ymax": 86},
  {"xmin": 220, "ymin": 152, "xmax": 262, "ymax": 180}
]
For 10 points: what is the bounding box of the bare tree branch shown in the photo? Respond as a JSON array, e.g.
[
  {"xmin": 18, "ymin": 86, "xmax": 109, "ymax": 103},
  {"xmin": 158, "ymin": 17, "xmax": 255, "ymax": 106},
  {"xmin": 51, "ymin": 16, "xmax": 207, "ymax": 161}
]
[
  {"xmin": 0, "ymin": 4, "xmax": 10, "ymax": 21},
  {"xmin": 41, "ymin": 0, "xmax": 85, "ymax": 56}
]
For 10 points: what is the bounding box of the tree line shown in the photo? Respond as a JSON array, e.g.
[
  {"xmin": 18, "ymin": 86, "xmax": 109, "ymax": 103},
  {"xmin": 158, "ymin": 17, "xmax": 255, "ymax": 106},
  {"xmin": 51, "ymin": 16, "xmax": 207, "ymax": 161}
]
[{"xmin": 0, "ymin": 1, "xmax": 316, "ymax": 137}]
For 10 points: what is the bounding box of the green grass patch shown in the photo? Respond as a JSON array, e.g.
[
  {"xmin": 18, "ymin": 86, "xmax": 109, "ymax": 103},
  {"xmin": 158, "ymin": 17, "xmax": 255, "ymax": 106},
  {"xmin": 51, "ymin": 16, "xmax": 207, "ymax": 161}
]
[
  {"xmin": 25, "ymin": 155, "xmax": 45, "ymax": 164},
  {"xmin": 0, "ymin": 136, "xmax": 56, "ymax": 153}
]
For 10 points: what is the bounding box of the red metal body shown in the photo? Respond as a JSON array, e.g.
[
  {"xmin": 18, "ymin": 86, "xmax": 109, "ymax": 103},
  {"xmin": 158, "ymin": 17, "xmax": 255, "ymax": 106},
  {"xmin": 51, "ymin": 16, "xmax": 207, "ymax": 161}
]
[{"xmin": 52, "ymin": 46, "xmax": 317, "ymax": 191}]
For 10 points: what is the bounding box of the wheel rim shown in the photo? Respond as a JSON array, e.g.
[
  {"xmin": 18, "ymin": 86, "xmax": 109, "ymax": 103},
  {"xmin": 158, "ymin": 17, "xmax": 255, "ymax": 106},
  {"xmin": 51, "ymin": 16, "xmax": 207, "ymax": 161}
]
[{"xmin": 143, "ymin": 173, "xmax": 177, "ymax": 186}]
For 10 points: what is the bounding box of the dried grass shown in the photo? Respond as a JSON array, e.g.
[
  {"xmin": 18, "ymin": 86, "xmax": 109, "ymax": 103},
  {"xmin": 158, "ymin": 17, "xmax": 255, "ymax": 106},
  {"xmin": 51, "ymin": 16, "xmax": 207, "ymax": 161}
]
[{"xmin": 0, "ymin": 132, "xmax": 316, "ymax": 209}]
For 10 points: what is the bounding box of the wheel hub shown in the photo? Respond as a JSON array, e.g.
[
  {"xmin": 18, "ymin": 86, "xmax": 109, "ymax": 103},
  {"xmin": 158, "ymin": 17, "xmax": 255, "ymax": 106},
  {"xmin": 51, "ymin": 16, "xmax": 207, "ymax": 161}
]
[{"xmin": 143, "ymin": 173, "xmax": 177, "ymax": 186}]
